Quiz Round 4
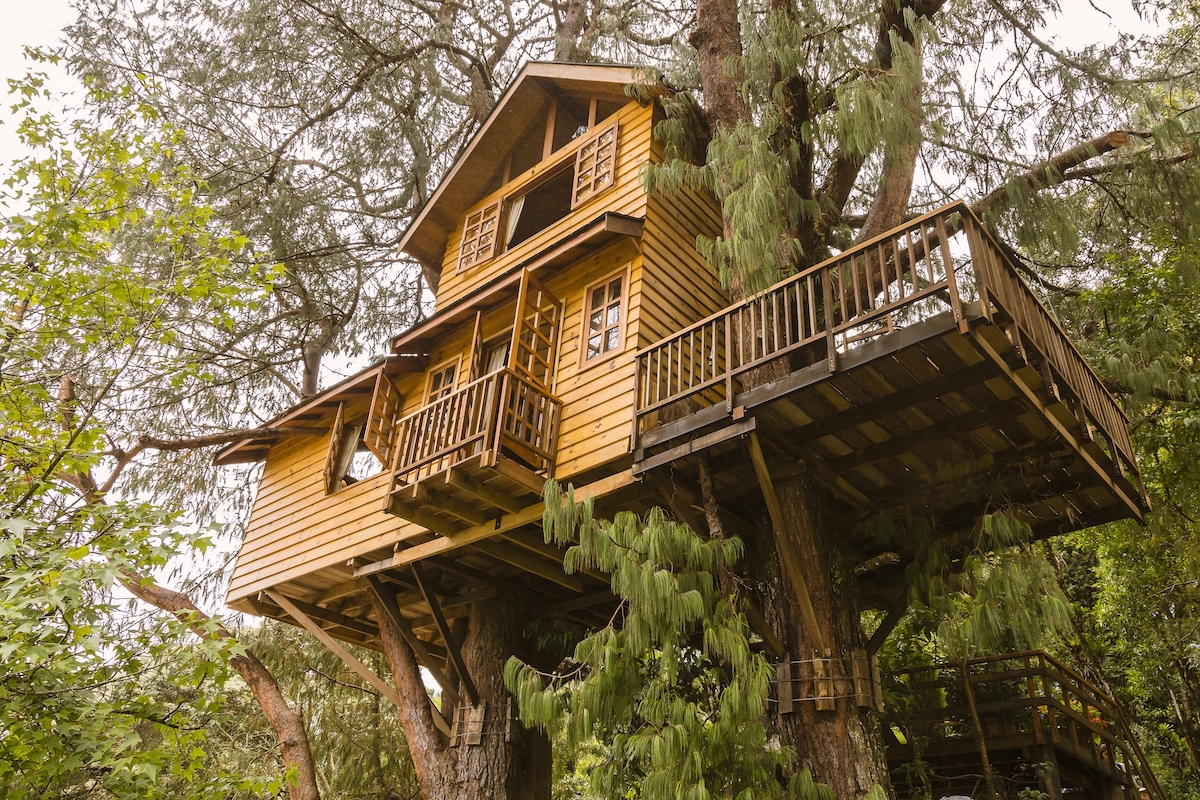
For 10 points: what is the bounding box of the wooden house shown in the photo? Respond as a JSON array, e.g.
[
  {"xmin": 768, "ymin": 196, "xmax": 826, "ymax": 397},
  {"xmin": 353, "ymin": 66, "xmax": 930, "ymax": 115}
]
[{"xmin": 216, "ymin": 62, "xmax": 1150, "ymax": 793}]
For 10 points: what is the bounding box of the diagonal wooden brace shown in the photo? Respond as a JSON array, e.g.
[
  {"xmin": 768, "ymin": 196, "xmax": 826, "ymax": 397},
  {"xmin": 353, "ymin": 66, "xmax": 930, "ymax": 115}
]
[
  {"xmin": 411, "ymin": 562, "xmax": 480, "ymax": 706},
  {"xmin": 367, "ymin": 575, "xmax": 462, "ymax": 711},
  {"xmin": 747, "ymin": 431, "xmax": 826, "ymax": 655},
  {"xmin": 265, "ymin": 589, "xmax": 451, "ymax": 737}
]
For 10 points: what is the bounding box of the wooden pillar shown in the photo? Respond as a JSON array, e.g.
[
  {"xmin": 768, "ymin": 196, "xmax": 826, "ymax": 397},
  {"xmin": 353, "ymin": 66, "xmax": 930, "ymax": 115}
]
[
  {"xmin": 519, "ymin": 730, "xmax": 553, "ymax": 800},
  {"xmin": 1030, "ymin": 745, "xmax": 1063, "ymax": 800}
]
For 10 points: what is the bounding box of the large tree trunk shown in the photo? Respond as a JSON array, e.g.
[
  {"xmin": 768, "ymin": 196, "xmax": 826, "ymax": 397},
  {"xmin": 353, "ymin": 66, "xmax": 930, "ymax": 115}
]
[
  {"xmin": 372, "ymin": 590, "xmax": 539, "ymax": 800},
  {"xmin": 743, "ymin": 472, "xmax": 893, "ymax": 796}
]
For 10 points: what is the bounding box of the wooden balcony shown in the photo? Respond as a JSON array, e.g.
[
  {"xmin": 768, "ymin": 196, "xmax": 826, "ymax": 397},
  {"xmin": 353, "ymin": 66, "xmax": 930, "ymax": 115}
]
[
  {"xmin": 884, "ymin": 651, "xmax": 1164, "ymax": 800},
  {"xmin": 385, "ymin": 367, "xmax": 562, "ymax": 535},
  {"xmin": 633, "ymin": 202, "xmax": 1146, "ymax": 594}
]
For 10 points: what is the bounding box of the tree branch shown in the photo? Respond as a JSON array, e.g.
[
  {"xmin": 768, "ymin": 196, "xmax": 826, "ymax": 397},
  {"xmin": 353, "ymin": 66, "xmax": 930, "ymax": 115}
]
[{"xmin": 971, "ymin": 130, "xmax": 1135, "ymax": 216}]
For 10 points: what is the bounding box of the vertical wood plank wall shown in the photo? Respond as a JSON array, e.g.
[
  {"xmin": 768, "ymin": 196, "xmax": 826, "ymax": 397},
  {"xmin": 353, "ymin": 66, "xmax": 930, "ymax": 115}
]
[{"xmin": 227, "ymin": 96, "xmax": 726, "ymax": 610}]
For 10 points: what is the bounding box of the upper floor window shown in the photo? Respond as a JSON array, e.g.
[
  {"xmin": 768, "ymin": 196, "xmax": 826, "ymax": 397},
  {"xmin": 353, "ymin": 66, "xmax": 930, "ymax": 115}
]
[
  {"xmin": 426, "ymin": 358, "xmax": 459, "ymax": 402},
  {"xmin": 583, "ymin": 271, "xmax": 626, "ymax": 364},
  {"xmin": 323, "ymin": 403, "xmax": 384, "ymax": 494},
  {"xmin": 572, "ymin": 122, "xmax": 617, "ymax": 208},
  {"xmin": 457, "ymin": 119, "xmax": 621, "ymax": 272}
]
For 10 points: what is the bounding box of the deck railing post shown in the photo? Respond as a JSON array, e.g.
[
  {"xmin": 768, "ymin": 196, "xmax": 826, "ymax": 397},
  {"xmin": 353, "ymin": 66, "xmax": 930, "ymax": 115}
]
[
  {"xmin": 938, "ymin": 212, "xmax": 968, "ymax": 334},
  {"xmin": 724, "ymin": 312, "xmax": 734, "ymax": 413},
  {"xmin": 823, "ymin": 267, "xmax": 837, "ymax": 372}
]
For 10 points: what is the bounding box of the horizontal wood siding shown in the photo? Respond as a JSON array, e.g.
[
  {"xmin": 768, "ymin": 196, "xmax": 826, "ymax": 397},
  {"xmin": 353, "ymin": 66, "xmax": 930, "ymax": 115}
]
[
  {"xmin": 227, "ymin": 374, "xmax": 432, "ymax": 605},
  {"xmin": 640, "ymin": 181, "xmax": 726, "ymax": 349},
  {"xmin": 546, "ymin": 241, "xmax": 643, "ymax": 479},
  {"xmin": 435, "ymin": 100, "xmax": 653, "ymax": 309},
  {"xmin": 228, "ymin": 99, "xmax": 729, "ymax": 604}
]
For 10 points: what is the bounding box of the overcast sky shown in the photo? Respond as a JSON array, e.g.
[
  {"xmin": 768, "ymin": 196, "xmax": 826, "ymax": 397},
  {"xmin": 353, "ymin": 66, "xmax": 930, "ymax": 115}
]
[{"xmin": 0, "ymin": 0, "xmax": 1162, "ymax": 166}]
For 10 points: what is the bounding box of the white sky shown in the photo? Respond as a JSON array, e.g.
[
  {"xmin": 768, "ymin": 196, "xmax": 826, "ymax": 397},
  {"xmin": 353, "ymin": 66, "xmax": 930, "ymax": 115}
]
[{"xmin": 0, "ymin": 0, "xmax": 1161, "ymax": 165}]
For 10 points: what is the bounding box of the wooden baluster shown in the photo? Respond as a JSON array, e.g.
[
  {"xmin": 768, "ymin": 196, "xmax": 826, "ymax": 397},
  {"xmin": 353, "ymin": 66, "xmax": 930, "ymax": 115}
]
[
  {"xmin": 725, "ymin": 312, "xmax": 734, "ymax": 412},
  {"xmin": 937, "ymin": 214, "xmax": 967, "ymax": 333},
  {"xmin": 807, "ymin": 276, "xmax": 817, "ymax": 340},
  {"xmin": 850, "ymin": 254, "xmax": 863, "ymax": 319},
  {"xmin": 823, "ymin": 268, "xmax": 837, "ymax": 372}
]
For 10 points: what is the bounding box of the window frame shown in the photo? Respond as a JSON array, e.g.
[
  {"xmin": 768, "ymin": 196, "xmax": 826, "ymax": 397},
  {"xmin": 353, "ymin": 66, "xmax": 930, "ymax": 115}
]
[
  {"xmin": 578, "ymin": 267, "xmax": 630, "ymax": 370},
  {"xmin": 454, "ymin": 114, "xmax": 622, "ymax": 274},
  {"xmin": 456, "ymin": 201, "xmax": 502, "ymax": 273},
  {"xmin": 570, "ymin": 120, "xmax": 619, "ymax": 209},
  {"xmin": 424, "ymin": 355, "xmax": 462, "ymax": 404},
  {"xmin": 323, "ymin": 403, "xmax": 386, "ymax": 495}
]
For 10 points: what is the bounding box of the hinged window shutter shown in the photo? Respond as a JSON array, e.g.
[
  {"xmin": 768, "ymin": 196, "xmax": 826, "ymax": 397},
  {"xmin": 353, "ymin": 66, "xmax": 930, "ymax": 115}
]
[
  {"xmin": 364, "ymin": 374, "xmax": 403, "ymax": 470},
  {"xmin": 458, "ymin": 201, "xmax": 501, "ymax": 270},
  {"xmin": 322, "ymin": 402, "xmax": 346, "ymax": 495},
  {"xmin": 571, "ymin": 121, "xmax": 618, "ymax": 208}
]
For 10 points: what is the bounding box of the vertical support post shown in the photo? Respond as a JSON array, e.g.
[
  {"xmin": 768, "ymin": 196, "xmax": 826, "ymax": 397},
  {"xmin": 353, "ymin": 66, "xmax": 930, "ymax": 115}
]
[
  {"xmin": 1031, "ymin": 745, "xmax": 1064, "ymax": 800},
  {"xmin": 961, "ymin": 210, "xmax": 993, "ymax": 323},
  {"xmin": 746, "ymin": 432, "xmax": 825, "ymax": 656},
  {"xmin": 630, "ymin": 352, "xmax": 641, "ymax": 453},
  {"xmin": 937, "ymin": 213, "xmax": 968, "ymax": 334}
]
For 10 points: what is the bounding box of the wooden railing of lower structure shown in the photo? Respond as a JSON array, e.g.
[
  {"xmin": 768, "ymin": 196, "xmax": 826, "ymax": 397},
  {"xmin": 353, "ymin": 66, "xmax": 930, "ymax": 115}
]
[
  {"xmin": 633, "ymin": 201, "xmax": 1137, "ymax": 479},
  {"xmin": 389, "ymin": 367, "xmax": 561, "ymax": 488},
  {"xmin": 885, "ymin": 651, "xmax": 1164, "ymax": 800}
]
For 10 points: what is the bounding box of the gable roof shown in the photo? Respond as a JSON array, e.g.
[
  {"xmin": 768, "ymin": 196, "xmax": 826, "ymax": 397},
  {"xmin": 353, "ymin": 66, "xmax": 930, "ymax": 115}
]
[{"xmin": 398, "ymin": 62, "xmax": 659, "ymax": 278}]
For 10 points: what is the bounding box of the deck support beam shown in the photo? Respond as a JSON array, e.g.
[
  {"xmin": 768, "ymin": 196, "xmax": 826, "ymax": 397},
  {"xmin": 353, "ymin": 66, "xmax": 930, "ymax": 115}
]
[
  {"xmin": 969, "ymin": 330, "xmax": 1144, "ymax": 520},
  {"xmin": 264, "ymin": 589, "xmax": 453, "ymax": 736},
  {"xmin": 355, "ymin": 469, "xmax": 636, "ymax": 577},
  {"xmin": 411, "ymin": 563, "xmax": 479, "ymax": 706},
  {"xmin": 367, "ymin": 575, "xmax": 462, "ymax": 720},
  {"xmin": 747, "ymin": 431, "xmax": 826, "ymax": 655}
]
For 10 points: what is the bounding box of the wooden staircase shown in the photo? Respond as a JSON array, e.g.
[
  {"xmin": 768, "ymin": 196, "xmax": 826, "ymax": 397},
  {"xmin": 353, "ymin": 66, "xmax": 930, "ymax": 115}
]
[{"xmin": 883, "ymin": 652, "xmax": 1164, "ymax": 800}]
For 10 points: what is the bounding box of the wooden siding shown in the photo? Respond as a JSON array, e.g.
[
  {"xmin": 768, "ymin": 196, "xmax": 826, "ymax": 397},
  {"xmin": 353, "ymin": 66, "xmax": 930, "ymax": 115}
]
[
  {"xmin": 639, "ymin": 181, "xmax": 726, "ymax": 349},
  {"xmin": 434, "ymin": 99, "xmax": 654, "ymax": 309},
  {"xmin": 227, "ymin": 95, "xmax": 731, "ymax": 608},
  {"xmin": 545, "ymin": 241, "xmax": 643, "ymax": 478}
]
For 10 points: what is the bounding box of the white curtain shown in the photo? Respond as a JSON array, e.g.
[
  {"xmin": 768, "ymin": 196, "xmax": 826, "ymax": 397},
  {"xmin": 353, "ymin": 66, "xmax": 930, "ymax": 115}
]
[
  {"xmin": 505, "ymin": 196, "xmax": 525, "ymax": 246},
  {"xmin": 336, "ymin": 425, "xmax": 362, "ymax": 482}
]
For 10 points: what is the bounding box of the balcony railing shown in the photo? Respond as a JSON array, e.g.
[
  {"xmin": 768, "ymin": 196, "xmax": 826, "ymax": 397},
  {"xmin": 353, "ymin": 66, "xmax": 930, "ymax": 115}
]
[
  {"xmin": 634, "ymin": 201, "xmax": 1136, "ymax": 478},
  {"xmin": 389, "ymin": 367, "xmax": 561, "ymax": 488},
  {"xmin": 885, "ymin": 651, "xmax": 1163, "ymax": 800}
]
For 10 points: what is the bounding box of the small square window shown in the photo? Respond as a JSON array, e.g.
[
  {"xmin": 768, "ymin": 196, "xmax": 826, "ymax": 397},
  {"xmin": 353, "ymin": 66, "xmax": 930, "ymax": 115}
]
[{"xmin": 582, "ymin": 272, "xmax": 626, "ymax": 364}]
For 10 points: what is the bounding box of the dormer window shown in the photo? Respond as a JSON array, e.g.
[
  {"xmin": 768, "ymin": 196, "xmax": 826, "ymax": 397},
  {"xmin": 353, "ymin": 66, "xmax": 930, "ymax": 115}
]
[{"xmin": 456, "ymin": 118, "xmax": 621, "ymax": 272}]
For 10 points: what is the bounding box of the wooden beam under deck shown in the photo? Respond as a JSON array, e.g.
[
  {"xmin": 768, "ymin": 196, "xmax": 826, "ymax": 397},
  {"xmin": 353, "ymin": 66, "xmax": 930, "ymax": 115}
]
[{"xmin": 355, "ymin": 468, "xmax": 637, "ymax": 578}]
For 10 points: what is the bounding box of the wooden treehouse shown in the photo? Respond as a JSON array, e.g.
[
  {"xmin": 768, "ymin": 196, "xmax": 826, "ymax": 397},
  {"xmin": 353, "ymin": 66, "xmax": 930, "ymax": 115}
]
[{"xmin": 216, "ymin": 62, "xmax": 1150, "ymax": 791}]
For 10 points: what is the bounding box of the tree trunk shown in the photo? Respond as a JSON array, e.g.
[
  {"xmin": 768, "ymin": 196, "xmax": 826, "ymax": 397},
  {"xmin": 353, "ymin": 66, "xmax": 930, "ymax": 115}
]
[
  {"xmin": 373, "ymin": 590, "xmax": 538, "ymax": 800},
  {"xmin": 748, "ymin": 473, "xmax": 894, "ymax": 797}
]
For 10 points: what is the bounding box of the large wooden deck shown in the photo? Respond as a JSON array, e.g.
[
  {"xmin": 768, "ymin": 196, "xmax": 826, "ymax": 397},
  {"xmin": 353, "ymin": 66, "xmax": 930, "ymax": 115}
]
[
  {"xmin": 632, "ymin": 202, "xmax": 1146, "ymax": 603},
  {"xmin": 883, "ymin": 651, "xmax": 1163, "ymax": 800}
]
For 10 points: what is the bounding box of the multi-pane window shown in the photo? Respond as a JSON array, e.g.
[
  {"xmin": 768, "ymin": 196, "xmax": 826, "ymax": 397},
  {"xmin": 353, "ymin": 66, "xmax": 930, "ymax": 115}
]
[
  {"xmin": 458, "ymin": 201, "xmax": 501, "ymax": 271},
  {"xmin": 584, "ymin": 273, "xmax": 624, "ymax": 362},
  {"xmin": 572, "ymin": 122, "xmax": 618, "ymax": 208},
  {"xmin": 426, "ymin": 360, "xmax": 458, "ymax": 402}
]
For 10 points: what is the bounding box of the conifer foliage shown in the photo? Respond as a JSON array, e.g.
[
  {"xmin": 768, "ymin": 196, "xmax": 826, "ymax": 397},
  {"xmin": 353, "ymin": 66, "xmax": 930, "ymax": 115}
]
[{"xmin": 507, "ymin": 482, "xmax": 884, "ymax": 800}]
